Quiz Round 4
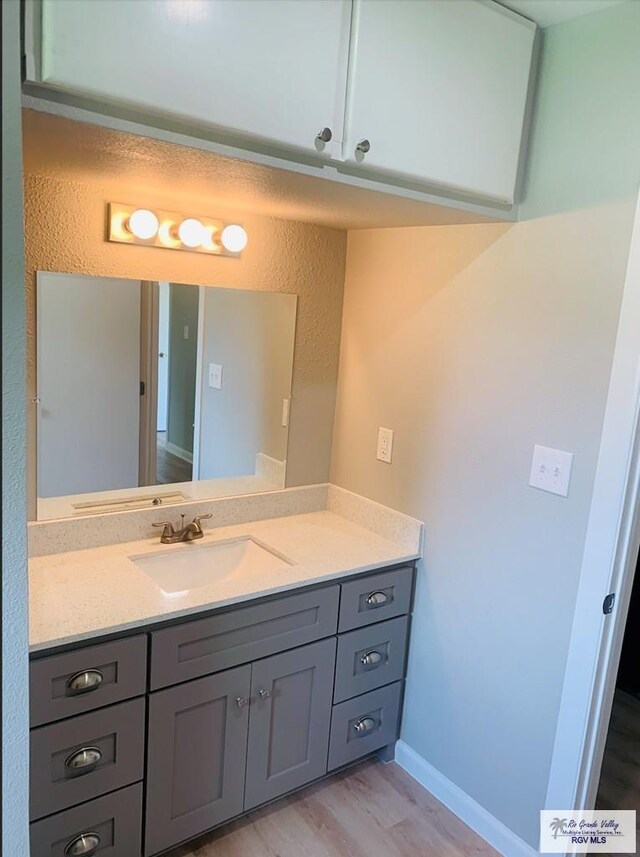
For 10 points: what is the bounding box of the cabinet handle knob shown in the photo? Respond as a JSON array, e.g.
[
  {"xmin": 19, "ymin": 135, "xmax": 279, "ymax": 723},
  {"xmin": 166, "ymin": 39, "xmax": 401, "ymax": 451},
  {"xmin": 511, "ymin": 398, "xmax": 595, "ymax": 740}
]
[
  {"xmin": 316, "ymin": 127, "xmax": 332, "ymax": 143},
  {"xmin": 65, "ymin": 746, "xmax": 102, "ymax": 774},
  {"xmin": 353, "ymin": 716, "xmax": 378, "ymax": 735},
  {"xmin": 356, "ymin": 139, "xmax": 371, "ymax": 154},
  {"xmin": 65, "ymin": 669, "xmax": 104, "ymax": 695},
  {"xmin": 360, "ymin": 650, "xmax": 384, "ymax": 667},
  {"xmin": 366, "ymin": 590, "xmax": 389, "ymax": 607},
  {"xmin": 258, "ymin": 688, "xmax": 271, "ymax": 700},
  {"xmin": 236, "ymin": 696, "xmax": 249, "ymax": 709},
  {"xmin": 65, "ymin": 832, "xmax": 101, "ymax": 856}
]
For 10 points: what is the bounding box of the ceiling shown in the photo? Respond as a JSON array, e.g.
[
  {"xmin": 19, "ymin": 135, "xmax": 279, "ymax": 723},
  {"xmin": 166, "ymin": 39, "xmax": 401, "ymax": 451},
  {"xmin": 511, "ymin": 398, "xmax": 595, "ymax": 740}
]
[
  {"xmin": 22, "ymin": 109, "xmax": 498, "ymax": 231},
  {"xmin": 498, "ymin": 0, "xmax": 630, "ymax": 27}
]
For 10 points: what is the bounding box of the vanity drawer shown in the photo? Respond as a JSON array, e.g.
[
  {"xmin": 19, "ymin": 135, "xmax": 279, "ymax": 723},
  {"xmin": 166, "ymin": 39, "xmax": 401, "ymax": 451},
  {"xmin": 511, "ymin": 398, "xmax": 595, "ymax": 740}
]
[
  {"xmin": 334, "ymin": 616, "xmax": 408, "ymax": 703},
  {"xmin": 338, "ymin": 567, "xmax": 413, "ymax": 632},
  {"xmin": 150, "ymin": 586, "xmax": 339, "ymax": 690},
  {"xmin": 30, "ymin": 636, "xmax": 148, "ymax": 727},
  {"xmin": 30, "ymin": 697, "xmax": 145, "ymax": 821},
  {"xmin": 328, "ymin": 682, "xmax": 403, "ymax": 771},
  {"xmin": 30, "ymin": 782, "xmax": 143, "ymax": 857}
]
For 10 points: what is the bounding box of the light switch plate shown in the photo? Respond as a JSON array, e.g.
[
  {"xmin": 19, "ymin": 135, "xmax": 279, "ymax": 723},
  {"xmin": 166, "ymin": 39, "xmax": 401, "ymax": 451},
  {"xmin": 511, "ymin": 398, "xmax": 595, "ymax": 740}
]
[
  {"xmin": 377, "ymin": 427, "xmax": 394, "ymax": 464},
  {"xmin": 281, "ymin": 398, "xmax": 290, "ymax": 428},
  {"xmin": 208, "ymin": 363, "xmax": 223, "ymax": 390},
  {"xmin": 529, "ymin": 444, "xmax": 573, "ymax": 497}
]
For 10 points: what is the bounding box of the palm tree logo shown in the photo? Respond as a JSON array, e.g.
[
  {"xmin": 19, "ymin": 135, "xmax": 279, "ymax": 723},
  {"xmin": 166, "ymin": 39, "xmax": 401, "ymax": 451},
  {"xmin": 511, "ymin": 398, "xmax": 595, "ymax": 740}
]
[{"xmin": 550, "ymin": 818, "xmax": 568, "ymax": 839}]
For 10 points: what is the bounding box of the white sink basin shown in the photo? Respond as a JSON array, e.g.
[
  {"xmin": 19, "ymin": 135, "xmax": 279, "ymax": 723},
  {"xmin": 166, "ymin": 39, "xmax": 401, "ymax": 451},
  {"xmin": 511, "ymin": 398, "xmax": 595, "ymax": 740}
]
[{"xmin": 130, "ymin": 537, "xmax": 293, "ymax": 595}]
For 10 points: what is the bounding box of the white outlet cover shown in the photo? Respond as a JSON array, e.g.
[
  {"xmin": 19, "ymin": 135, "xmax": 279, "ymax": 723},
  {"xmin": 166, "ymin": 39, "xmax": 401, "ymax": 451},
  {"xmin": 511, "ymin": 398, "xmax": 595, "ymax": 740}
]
[
  {"xmin": 529, "ymin": 444, "xmax": 574, "ymax": 497},
  {"xmin": 377, "ymin": 427, "xmax": 394, "ymax": 464}
]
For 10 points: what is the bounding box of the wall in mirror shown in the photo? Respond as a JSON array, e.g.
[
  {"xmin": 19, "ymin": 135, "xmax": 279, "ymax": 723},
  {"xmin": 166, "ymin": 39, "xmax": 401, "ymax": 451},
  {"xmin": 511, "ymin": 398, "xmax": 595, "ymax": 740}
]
[{"xmin": 36, "ymin": 272, "xmax": 296, "ymax": 520}]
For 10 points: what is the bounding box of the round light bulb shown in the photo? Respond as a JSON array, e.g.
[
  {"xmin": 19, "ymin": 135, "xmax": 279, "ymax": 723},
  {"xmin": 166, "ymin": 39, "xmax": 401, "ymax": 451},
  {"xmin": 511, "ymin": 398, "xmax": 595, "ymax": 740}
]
[
  {"xmin": 178, "ymin": 218, "xmax": 206, "ymax": 248},
  {"xmin": 127, "ymin": 209, "xmax": 159, "ymax": 240},
  {"xmin": 221, "ymin": 224, "xmax": 248, "ymax": 253}
]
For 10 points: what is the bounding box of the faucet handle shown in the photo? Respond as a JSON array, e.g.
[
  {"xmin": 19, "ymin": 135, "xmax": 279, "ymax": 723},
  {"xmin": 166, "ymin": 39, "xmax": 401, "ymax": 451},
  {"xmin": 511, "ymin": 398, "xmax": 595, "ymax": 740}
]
[
  {"xmin": 152, "ymin": 521, "xmax": 176, "ymax": 538},
  {"xmin": 193, "ymin": 513, "xmax": 212, "ymax": 530}
]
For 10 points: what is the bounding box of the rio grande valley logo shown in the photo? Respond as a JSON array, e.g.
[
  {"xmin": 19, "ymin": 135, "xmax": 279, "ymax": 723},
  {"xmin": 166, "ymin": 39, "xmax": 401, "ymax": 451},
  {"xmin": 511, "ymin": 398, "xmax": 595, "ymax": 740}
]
[{"xmin": 540, "ymin": 810, "xmax": 636, "ymax": 853}]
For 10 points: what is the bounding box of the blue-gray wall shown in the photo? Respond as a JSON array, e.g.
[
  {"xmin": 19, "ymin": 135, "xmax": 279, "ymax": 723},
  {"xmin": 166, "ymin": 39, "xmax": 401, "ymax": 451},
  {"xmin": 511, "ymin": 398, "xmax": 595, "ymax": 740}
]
[
  {"xmin": 331, "ymin": 1, "xmax": 640, "ymax": 848},
  {"xmin": 2, "ymin": 0, "xmax": 29, "ymax": 853}
]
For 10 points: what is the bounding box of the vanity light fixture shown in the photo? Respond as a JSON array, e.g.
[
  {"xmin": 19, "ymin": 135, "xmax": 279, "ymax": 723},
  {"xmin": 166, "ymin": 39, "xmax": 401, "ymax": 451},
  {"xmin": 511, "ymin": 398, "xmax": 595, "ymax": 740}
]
[{"xmin": 108, "ymin": 203, "xmax": 248, "ymax": 257}]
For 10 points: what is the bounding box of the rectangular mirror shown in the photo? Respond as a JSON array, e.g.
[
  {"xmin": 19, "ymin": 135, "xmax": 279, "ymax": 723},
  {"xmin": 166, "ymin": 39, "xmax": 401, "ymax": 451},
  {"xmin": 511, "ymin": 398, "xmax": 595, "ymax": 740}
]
[{"xmin": 35, "ymin": 272, "xmax": 297, "ymax": 520}]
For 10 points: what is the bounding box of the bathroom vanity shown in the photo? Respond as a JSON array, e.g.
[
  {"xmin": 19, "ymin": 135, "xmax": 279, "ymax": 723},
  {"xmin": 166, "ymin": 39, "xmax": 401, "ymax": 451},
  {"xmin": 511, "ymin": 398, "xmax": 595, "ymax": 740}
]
[{"xmin": 28, "ymin": 491, "xmax": 422, "ymax": 856}]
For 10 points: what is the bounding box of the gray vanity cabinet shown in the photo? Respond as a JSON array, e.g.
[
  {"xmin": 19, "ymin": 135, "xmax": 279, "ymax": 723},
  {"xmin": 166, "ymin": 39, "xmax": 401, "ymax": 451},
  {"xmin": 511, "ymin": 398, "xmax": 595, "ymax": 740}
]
[
  {"xmin": 244, "ymin": 637, "xmax": 336, "ymax": 810},
  {"xmin": 30, "ymin": 563, "xmax": 415, "ymax": 857},
  {"xmin": 144, "ymin": 665, "xmax": 251, "ymax": 857}
]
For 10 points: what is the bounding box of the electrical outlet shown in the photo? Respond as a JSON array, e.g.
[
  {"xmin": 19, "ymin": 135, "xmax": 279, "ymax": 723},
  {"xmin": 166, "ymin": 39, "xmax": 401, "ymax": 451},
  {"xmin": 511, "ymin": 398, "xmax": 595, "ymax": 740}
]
[
  {"xmin": 208, "ymin": 363, "xmax": 223, "ymax": 390},
  {"xmin": 377, "ymin": 427, "xmax": 394, "ymax": 464},
  {"xmin": 529, "ymin": 444, "xmax": 573, "ymax": 497}
]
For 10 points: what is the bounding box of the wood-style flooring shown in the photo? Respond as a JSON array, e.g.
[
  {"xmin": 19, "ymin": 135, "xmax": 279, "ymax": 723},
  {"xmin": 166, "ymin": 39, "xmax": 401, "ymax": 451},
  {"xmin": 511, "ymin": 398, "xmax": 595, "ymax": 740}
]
[
  {"xmin": 596, "ymin": 690, "xmax": 640, "ymax": 854},
  {"xmin": 156, "ymin": 432, "xmax": 192, "ymax": 484},
  {"xmin": 168, "ymin": 758, "xmax": 500, "ymax": 857}
]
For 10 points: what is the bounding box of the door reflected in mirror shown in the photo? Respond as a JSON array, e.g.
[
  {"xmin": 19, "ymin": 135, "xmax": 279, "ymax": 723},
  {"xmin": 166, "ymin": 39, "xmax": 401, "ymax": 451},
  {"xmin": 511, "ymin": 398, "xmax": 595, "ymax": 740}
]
[{"xmin": 35, "ymin": 272, "xmax": 297, "ymax": 520}]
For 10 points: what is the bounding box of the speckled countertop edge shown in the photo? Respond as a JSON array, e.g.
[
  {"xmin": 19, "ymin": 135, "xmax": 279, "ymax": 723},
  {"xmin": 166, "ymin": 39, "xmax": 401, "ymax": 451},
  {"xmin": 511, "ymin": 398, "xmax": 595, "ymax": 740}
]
[{"xmin": 29, "ymin": 488, "xmax": 424, "ymax": 652}]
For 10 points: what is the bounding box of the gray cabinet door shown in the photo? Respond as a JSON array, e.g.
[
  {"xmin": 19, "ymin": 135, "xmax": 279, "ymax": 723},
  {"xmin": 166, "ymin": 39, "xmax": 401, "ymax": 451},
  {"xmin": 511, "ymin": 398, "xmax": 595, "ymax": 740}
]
[
  {"xmin": 144, "ymin": 665, "xmax": 251, "ymax": 856},
  {"xmin": 244, "ymin": 637, "xmax": 336, "ymax": 810}
]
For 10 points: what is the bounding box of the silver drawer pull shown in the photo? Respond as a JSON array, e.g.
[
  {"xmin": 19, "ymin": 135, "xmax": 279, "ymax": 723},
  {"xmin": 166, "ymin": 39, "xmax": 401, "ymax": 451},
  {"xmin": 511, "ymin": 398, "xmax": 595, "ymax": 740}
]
[
  {"xmin": 66, "ymin": 669, "xmax": 104, "ymax": 695},
  {"xmin": 353, "ymin": 716, "xmax": 378, "ymax": 735},
  {"xmin": 366, "ymin": 591, "xmax": 389, "ymax": 607},
  {"xmin": 258, "ymin": 689, "xmax": 271, "ymax": 700},
  {"xmin": 236, "ymin": 696, "xmax": 249, "ymax": 709},
  {"xmin": 65, "ymin": 746, "xmax": 102, "ymax": 774},
  {"xmin": 65, "ymin": 832, "xmax": 101, "ymax": 856},
  {"xmin": 360, "ymin": 650, "xmax": 384, "ymax": 667}
]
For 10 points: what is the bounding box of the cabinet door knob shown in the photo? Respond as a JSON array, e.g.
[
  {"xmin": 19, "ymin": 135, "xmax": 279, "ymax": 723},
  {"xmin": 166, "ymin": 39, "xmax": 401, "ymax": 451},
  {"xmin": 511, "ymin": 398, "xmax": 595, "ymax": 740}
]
[
  {"xmin": 366, "ymin": 590, "xmax": 389, "ymax": 607},
  {"xmin": 353, "ymin": 716, "xmax": 378, "ymax": 735},
  {"xmin": 258, "ymin": 688, "xmax": 271, "ymax": 700},
  {"xmin": 236, "ymin": 696, "xmax": 250, "ymax": 709},
  {"xmin": 65, "ymin": 746, "xmax": 102, "ymax": 774},
  {"xmin": 316, "ymin": 127, "xmax": 332, "ymax": 143},
  {"xmin": 360, "ymin": 650, "xmax": 384, "ymax": 667},
  {"xmin": 65, "ymin": 669, "xmax": 104, "ymax": 696},
  {"xmin": 65, "ymin": 832, "xmax": 101, "ymax": 856},
  {"xmin": 356, "ymin": 139, "xmax": 371, "ymax": 154}
]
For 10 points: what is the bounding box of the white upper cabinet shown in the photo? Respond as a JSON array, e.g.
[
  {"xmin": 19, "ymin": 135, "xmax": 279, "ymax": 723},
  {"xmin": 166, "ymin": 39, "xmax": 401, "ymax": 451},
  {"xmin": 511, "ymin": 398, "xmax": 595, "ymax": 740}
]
[
  {"xmin": 342, "ymin": 0, "xmax": 537, "ymax": 204},
  {"xmin": 25, "ymin": 0, "xmax": 537, "ymax": 208},
  {"xmin": 29, "ymin": 0, "xmax": 351, "ymax": 155}
]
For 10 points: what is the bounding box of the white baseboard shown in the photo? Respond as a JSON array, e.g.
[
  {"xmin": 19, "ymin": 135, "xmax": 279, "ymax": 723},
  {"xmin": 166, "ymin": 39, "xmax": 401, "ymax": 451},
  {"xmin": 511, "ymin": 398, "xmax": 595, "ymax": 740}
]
[
  {"xmin": 165, "ymin": 441, "xmax": 193, "ymax": 464},
  {"xmin": 395, "ymin": 741, "xmax": 539, "ymax": 857}
]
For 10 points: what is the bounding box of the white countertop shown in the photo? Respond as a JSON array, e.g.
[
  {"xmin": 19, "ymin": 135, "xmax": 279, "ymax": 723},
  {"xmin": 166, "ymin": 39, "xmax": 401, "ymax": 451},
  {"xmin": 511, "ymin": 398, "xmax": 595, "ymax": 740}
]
[{"xmin": 29, "ymin": 508, "xmax": 422, "ymax": 652}]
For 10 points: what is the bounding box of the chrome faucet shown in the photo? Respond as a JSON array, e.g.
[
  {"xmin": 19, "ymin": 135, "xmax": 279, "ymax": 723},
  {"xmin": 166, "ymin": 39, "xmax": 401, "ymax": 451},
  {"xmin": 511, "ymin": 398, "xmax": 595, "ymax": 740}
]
[{"xmin": 152, "ymin": 513, "xmax": 212, "ymax": 544}]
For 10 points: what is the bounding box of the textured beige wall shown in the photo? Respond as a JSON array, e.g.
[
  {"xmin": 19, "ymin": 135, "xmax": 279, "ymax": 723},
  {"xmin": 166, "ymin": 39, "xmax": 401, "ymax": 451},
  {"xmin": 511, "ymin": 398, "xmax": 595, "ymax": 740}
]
[
  {"xmin": 24, "ymin": 171, "xmax": 346, "ymax": 516},
  {"xmin": 331, "ymin": 2, "xmax": 640, "ymax": 847}
]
